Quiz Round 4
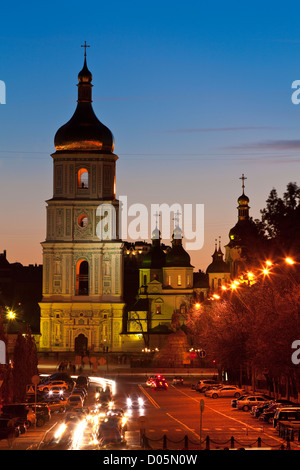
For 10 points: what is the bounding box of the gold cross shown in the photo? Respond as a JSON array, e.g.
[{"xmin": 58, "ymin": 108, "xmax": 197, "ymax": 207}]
[
  {"xmin": 239, "ymin": 173, "xmax": 247, "ymax": 192},
  {"xmin": 81, "ymin": 41, "xmax": 90, "ymax": 58}
]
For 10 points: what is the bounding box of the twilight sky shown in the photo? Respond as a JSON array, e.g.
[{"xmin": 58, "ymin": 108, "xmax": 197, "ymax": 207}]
[{"xmin": 1, "ymin": 1, "xmax": 300, "ymax": 271}]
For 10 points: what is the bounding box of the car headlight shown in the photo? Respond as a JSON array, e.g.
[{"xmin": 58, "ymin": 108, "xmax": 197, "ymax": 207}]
[
  {"xmin": 127, "ymin": 397, "xmax": 132, "ymax": 407},
  {"xmin": 138, "ymin": 397, "xmax": 144, "ymax": 407}
]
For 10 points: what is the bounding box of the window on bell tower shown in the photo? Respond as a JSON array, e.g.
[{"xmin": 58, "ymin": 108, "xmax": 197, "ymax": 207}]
[
  {"xmin": 78, "ymin": 168, "xmax": 89, "ymax": 189},
  {"xmin": 76, "ymin": 259, "xmax": 89, "ymax": 295}
]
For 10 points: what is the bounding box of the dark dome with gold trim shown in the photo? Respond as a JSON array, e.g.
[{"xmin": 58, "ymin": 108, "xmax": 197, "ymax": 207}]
[
  {"xmin": 165, "ymin": 228, "xmax": 192, "ymax": 268},
  {"xmin": 54, "ymin": 57, "xmax": 115, "ymax": 153}
]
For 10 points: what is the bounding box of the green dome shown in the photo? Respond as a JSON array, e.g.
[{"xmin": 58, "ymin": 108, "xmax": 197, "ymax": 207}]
[
  {"xmin": 165, "ymin": 240, "xmax": 192, "ymax": 267},
  {"xmin": 142, "ymin": 240, "xmax": 166, "ymax": 269}
]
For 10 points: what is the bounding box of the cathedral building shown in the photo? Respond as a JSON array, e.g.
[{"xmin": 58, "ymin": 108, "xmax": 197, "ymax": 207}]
[
  {"xmin": 224, "ymin": 174, "xmax": 259, "ymax": 278},
  {"xmin": 35, "ymin": 47, "xmax": 257, "ymax": 355},
  {"xmin": 39, "ymin": 51, "xmax": 124, "ymax": 353},
  {"xmin": 206, "ymin": 238, "xmax": 230, "ymax": 292},
  {"xmin": 122, "ymin": 222, "xmax": 194, "ymax": 351}
]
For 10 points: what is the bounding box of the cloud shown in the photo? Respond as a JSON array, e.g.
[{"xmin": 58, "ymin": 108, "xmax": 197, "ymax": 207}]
[
  {"xmin": 227, "ymin": 139, "xmax": 300, "ymax": 152},
  {"xmin": 160, "ymin": 126, "xmax": 277, "ymax": 134}
]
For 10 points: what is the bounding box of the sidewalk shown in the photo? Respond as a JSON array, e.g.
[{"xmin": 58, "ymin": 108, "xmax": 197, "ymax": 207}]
[{"xmin": 37, "ymin": 355, "xmax": 217, "ymax": 379}]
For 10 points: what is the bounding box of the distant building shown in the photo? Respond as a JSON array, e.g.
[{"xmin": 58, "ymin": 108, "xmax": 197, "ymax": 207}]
[
  {"xmin": 0, "ymin": 250, "xmax": 42, "ymax": 352},
  {"xmin": 225, "ymin": 174, "xmax": 259, "ymax": 277},
  {"xmin": 122, "ymin": 223, "xmax": 195, "ymax": 351}
]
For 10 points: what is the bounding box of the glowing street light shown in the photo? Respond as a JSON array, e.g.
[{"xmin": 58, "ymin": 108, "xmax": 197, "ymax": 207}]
[
  {"xmin": 285, "ymin": 257, "xmax": 295, "ymax": 265},
  {"xmin": 7, "ymin": 310, "xmax": 16, "ymax": 320}
]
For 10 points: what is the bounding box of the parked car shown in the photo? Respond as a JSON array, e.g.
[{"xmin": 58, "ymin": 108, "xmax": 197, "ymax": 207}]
[
  {"xmin": 0, "ymin": 403, "xmax": 35, "ymax": 430},
  {"xmin": 193, "ymin": 380, "xmax": 220, "ymax": 392},
  {"xmin": 251, "ymin": 402, "xmax": 273, "ymax": 418},
  {"xmin": 273, "ymin": 407, "xmax": 300, "ymax": 428},
  {"xmin": 0, "ymin": 418, "xmax": 21, "ymax": 441},
  {"xmin": 237, "ymin": 395, "xmax": 272, "ymax": 411},
  {"xmin": 26, "ymin": 403, "xmax": 51, "ymax": 427},
  {"xmin": 173, "ymin": 376, "xmax": 184, "ymax": 385},
  {"xmin": 205, "ymin": 385, "xmax": 244, "ymax": 398},
  {"xmin": 231, "ymin": 395, "xmax": 251, "ymax": 408}
]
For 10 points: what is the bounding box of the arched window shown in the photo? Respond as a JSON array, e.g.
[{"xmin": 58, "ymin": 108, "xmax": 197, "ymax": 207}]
[
  {"xmin": 76, "ymin": 259, "xmax": 89, "ymax": 295},
  {"xmin": 78, "ymin": 214, "xmax": 88, "ymax": 227},
  {"xmin": 78, "ymin": 168, "xmax": 89, "ymax": 189}
]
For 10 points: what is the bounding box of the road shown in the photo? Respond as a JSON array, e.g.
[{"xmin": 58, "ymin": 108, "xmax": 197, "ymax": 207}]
[
  {"xmin": 0, "ymin": 374, "xmax": 297, "ymax": 451},
  {"xmin": 117, "ymin": 376, "xmax": 291, "ymax": 450}
]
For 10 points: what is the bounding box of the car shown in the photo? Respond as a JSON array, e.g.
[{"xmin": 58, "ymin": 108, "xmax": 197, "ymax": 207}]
[
  {"xmin": 47, "ymin": 386, "xmax": 67, "ymax": 398},
  {"xmin": 173, "ymin": 376, "xmax": 184, "ymax": 385},
  {"xmin": 0, "ymin": 403, "xmax": 29, "ymax": 434},
  {"xmin": 47, "ymin": 373, "xmax": 75, "ymax": 387},
  {"xmin": 231, "ymin": 395, "xmax": 251, "ymax": 408},
  {"xmin": 193, "ymin": 380, "xmax": 220, "ymax": 392},
  {"xmin": 273, "ymin": 407, "xmax": 300, "ymax": 428},
  {"xmin": 0, "ymin": 418, "xmax": 21, "ymax": 441},
  {"xmin": 151, "ymin": 375, "xmax": 168, "ymax": 390},
  {"xmin": 42, "ymin": 398, "xmax": 68, "ymax": 413},
  {"xmin": 75, "ymin": 375, "xmax": 89, "ymax": 389},
  {"xmin": 205, "ymin": 385, "xmax": 244, "ymax": 398},
  {"xmin": 97, "ymin": 418, "xmax": 125, "ymax": 448},
  {"xmin": 0, "ymin": 403, "xmax": 42, "ymax": 429},
  {"xmin": 251, "ymin": 402, "xmax": 273, "ymax": 418},
  {"xmin": 37, "ymin": 381, "xmax": 69, "ymax": 393},
  {"xmin": 26, "ymin": 404, "xmax": 51, "ymax": 427},
  {"xmin": 72, "ymin": 387, "xmax": 87, "ymax": 399},
  {"xmin": 146, "ymin": 376, "xmax": 156, "ymax": 387},
  {"xmin": 126, "ymin": 394, "xmax": 144, "ymax": 409},
  {"xmin": 106, "ymin": 408, "xmax": 128, "ymax": 432},
  {"xmin": 236, "ymin": 395, "xmax": 272, "ymax": 411},
  {"xmin": 68, "ymin": 394, "xmax": 84, "ymax": 409}
]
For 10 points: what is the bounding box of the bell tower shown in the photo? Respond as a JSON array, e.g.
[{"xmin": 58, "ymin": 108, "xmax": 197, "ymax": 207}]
[{"xmin": 39, "ymin": 46, "xmax": 124, "ymax": 353}]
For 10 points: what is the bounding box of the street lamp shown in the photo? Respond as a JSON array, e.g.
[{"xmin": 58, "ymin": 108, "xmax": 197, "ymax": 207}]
[{"xmin": 7, "ymin": 310, "xmax": 16, "ymax": 320}]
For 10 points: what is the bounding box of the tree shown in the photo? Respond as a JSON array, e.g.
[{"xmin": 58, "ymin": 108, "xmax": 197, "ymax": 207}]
[
  {"xmin": 0, "ymin": 313, "xmax": 13, "ymax": 403},
  {"xmin": 12, "ymin": 326, "xmax": 38, "ymax": 402},
  {"xmin": 187, "ymin": 263, "xmax": 300, "ymax": 396},
  {"xmin": 259, "ymin": 182, "xmax": 300, "ymax": 256}
]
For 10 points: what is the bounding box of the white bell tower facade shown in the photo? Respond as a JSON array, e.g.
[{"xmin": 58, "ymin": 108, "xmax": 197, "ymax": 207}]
[{"xmin": 39, "ymin": 49, "xmax": 124, "ymax": 353}]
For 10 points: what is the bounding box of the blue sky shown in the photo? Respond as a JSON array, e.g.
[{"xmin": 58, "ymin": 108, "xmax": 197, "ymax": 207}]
[{"xmin": 1, "ymin": 1, "xmax": 300, "ymax": 270}]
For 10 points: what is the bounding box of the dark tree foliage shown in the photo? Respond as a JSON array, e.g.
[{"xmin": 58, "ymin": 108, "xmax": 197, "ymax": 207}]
[
  {"xmin": 0, "ymin": 315, "xmax": 13, "ymax": 403},
  {"xmin": 259, "ymin": 182, "xmax": 300, "ymax": 257},
  {"xmin": 12, "ymin": 327, "xmax": 38, "ymax": 402}
]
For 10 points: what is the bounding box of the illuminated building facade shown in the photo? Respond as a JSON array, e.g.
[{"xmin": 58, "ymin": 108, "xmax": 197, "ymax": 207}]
[{"xmin": 39, "ymin": 53, "xmax": 124, "ymax": 353}]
